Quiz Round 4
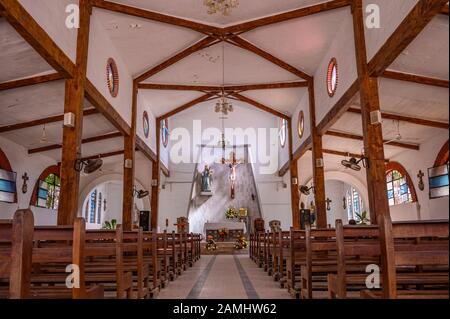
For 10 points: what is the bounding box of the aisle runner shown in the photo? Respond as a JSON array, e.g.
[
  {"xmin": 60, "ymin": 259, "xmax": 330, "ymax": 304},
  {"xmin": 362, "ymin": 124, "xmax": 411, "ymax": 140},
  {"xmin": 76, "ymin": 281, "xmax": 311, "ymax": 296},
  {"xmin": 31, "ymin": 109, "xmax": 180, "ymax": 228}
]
[
  {"xmin": 233, "ymin": 255, "xmax": 260, "ymax": 299},
  {"xmin": 187, "ymin": 255, "xmax": 217, "ymax": 299}
]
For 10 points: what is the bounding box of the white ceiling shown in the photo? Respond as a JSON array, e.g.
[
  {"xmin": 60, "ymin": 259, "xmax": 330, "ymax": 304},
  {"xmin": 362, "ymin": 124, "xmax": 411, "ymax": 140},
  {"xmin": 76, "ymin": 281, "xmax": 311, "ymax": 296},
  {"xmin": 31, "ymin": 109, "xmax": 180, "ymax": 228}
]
[
  {"xmin": 109, "ymin": 0, "xmax": 332, "ymax": 26},
  {"xmin": 0, "ymin": 19, "xmax": 53, "ymax": 83},
  {"xmin": 390, "ymin": 15, "xmax": 449, "ymax": 80}
]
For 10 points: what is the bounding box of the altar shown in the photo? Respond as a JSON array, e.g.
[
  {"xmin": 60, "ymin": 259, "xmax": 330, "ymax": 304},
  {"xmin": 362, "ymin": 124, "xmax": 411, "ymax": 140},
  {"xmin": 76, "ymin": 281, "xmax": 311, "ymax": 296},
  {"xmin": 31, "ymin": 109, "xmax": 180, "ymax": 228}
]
[{"xmin": 203, "ymin": 221, "xmax": 247, "ymax": 242}]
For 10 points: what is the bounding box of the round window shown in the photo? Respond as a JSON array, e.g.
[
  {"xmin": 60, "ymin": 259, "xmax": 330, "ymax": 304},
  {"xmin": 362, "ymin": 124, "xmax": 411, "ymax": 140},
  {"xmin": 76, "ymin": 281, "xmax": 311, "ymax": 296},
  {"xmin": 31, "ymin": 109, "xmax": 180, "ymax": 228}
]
[
  {"xmin": 326, "ymin": 57, "xmax": 338, "ymax": 97},
  {"xmin": 279, "ymin": 118, "xmax": 287, "ymax": 148},
  {"xmin": 298, "ymin": 110, "xmax": 305, "ymax": 139},
  {"xmin": 106, "ymin": 58, "xmax": 119, "ymax": 97},
  {"xmin": 143, "ymin": 111, "xmax": 149, "ymax": 139},
  {"xmin": 161, "ymin": 119, "xmax": 169, "ymax": 148}
]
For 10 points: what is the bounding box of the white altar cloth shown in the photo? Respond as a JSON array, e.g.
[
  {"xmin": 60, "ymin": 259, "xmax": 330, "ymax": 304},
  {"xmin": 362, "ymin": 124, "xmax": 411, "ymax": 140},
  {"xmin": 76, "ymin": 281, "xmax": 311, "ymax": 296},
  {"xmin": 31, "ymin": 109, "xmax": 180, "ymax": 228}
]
[{"xmin": 203, "ymin": 221, "xmax": 247, "ymax": 234}]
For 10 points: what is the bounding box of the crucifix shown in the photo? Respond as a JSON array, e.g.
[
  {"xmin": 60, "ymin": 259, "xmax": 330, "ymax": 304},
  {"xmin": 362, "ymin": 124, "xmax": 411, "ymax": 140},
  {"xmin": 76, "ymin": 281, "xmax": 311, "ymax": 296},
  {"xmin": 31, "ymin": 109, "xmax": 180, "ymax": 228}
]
[
  {"xmin": 325, "ymin": 197, "xmax": 332, "ymax": 211},
  {"xmin": 21, "ymin": 173, "xmax": 29, "ymax": 194},
  {"xmin": 417, "ymin": 170, "xmax": 425, "ymax": 191},
  {"xmin": 223, "ymin": 151, "xmax": 243, "ymax": 199}
]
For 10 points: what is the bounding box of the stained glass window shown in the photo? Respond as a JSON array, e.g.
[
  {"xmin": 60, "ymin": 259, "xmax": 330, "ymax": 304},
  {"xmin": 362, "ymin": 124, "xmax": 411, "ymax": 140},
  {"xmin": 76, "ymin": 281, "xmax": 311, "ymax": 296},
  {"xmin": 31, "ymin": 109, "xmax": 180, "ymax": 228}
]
[
  {"xmin": 89, "ymin": 190, "xmax": 97, "ymax": 223},
  {"xmin": 97, "ymin": 193, "xmax": 102, "ymax": 224},
  {"xmin": 346, "ymin": 187, "xmax": 363, "ymax": 221},
  {"xmin": 386, "ymin": 170, "xmax": 412, "ymax": 206},
  {"xmin": 36, "ymin": 173, "xmax": 60, "ymax": 210}
]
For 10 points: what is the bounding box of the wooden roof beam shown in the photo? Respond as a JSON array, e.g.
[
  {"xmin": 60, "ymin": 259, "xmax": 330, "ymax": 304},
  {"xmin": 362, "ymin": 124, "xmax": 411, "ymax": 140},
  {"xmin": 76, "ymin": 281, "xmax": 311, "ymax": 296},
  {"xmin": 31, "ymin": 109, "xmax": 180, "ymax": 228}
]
[
  {"xmin": 222, "ymin": 0, "xmax": 352, "ymax": 34},
  {"xmin": 368, "ymin": 0, "xmax": 449, "ymax": 77},
  {"xmin": 28, "ymin": 131, "xmax": 122, "ymax": 154},
  {"xmin": 0, "ymin": 108, "xmax": 99, "ymax": 133},
  {"xmin": 228, "ymin": 36, "xmax": 312, "ymax": 81},
  {"xmin": 0, "ymin": 0, "xmax": 75, "ymax": 78},
  {"xmin": 382, "ymin": 70, "xmax": 449, "ymax": 88},
  {"xmin": 0, "ymin": 73, "xmax": 63, "ymax": 91},
  {"xmin": 159, "ymin": 93, "xmax": 214, "ymax": 120},
  {"xmin": 325, "ymin": 130, "xmax": 420, "ymax": 151},
  {"xmin": 137, "ymin": 81, "xmax": 308, "ymax": 91},
  {"xmin": 347, "ymin": 107, "xmax": 449, "ymax": 130},
  {"xmin": 230, "ymin": 92, "xmax": 290, "ymax": 120},
  {"xmin": 135, "ymin": 36, "xmax": 217, "ymax": 83},
  {"xmin": 90, "ymin": 0, "xmax": 223, "ymax": 36}
]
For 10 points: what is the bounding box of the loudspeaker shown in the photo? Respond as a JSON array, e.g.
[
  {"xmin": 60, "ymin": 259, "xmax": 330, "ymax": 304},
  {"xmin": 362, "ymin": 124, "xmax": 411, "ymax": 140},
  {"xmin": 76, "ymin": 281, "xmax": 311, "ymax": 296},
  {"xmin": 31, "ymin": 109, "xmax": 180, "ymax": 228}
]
[{"xmin": 139, "ymin": 211, "xmax": 150, "ymax": 231}]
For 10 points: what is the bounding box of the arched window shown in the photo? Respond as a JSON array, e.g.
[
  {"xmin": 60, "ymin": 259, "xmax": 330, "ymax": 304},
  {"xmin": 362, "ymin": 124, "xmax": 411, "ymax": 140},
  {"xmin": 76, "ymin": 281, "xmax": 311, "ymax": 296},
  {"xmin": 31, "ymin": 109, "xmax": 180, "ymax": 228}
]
[
  {"xmin": 385, "ymin": 162, "xmax": 417, "ymax": 206},
  {"xmin": 97, "ymin": 193, "xmax": 102, "ymax": 224},
  {"xmin": 434, "ymin": 140, "xmax": 449, "ymax": 167},
  {"xmin": 0, "ymin": 148, "xmax": 17, "ymax": 203},
  {"xmin": 89, "ymin": 190, "xmax": 97, "ymax": 223},
  {"xmin": 346, "ymin": 187, "xmax": 363, "ymax": 221},
  {"xmin": 31, "ymin": 165, "xmax": 60, "ymax": 209}
]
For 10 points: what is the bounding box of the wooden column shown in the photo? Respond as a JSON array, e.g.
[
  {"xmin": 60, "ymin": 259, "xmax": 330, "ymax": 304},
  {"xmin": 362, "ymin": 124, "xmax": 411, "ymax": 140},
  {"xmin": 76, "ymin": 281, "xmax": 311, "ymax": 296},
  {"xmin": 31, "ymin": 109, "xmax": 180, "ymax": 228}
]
[
  {"xmin": 151, "ymin": 119, "xmax": 161, "ymax": 230},
  {"xmin": 58, "ymin": 0, "xmax": 91, "ymax": 225},
  {"xmin": 352, "ymin": 0, "xmax": 389, "ymax": 224},
  {"xmin": 288, "ymin": 119, "xmax": 300, "ymax": 229},
  {"xmin": 308, "ymin": 82, "xmax": 327, "ymax": 228},
  {"xmin": 122, "ymin": 82, "xmax": 138, "ymax": 230},
  {"xmin": 353, "ymin": 2, "xmax": 397, "ymax": 298}
]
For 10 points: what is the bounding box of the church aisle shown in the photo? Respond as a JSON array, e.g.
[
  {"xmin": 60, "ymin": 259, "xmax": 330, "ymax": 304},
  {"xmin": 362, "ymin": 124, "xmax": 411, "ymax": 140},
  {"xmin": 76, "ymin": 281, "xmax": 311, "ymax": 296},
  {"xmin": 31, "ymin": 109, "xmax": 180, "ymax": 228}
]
[{"xmin": 157, "ymin": 255, "xmax": 291, "ymax": 299}]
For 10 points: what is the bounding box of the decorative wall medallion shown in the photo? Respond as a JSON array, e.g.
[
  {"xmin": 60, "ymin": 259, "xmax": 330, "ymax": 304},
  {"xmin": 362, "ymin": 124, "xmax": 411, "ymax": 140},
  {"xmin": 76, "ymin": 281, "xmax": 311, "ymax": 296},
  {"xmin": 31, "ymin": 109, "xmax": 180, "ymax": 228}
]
[
  {"xmin": 161, "ymin": 118, "xmax": 169, "ymax": 148},
  {"xmin": 106, "ymin": 58, "xmax": 119, "ymax": 97},
  {"xmin": 143, "ymin": 111, "xmax": 150, "ymax": 139},
  {"xmin": 298, "ymin": 110, "xmax": 305, "ymax": 139},
  {"xmin": 326, "ymin": 57, "xmax": 338, "ymax": 97},
  {"xmin": 279, "ymin": 118, "xmax": 287, "ymax": 148}
]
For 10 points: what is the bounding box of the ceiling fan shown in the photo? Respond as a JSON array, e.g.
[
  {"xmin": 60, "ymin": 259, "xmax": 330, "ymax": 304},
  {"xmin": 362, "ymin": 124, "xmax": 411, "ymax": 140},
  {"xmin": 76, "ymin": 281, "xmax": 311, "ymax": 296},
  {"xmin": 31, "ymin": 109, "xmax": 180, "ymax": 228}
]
[
  {"xmin": 383, "ymin": 120, "xmax": 420, "ymax": 146},
  {"xmin": 29, "ymin": 124, "xmax": 61, "ymax": 147}
]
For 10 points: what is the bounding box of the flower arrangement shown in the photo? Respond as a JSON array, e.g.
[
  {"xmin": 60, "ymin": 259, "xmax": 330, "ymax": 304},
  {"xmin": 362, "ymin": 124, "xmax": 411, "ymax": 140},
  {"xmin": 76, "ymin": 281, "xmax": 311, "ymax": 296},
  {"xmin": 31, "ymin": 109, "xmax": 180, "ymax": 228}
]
[
  {"xmin": 206, "ymin": 235, "xmax": 217, "ymax": 251},
  {"xmin": 234, "ymin": 235, "xmax": 248, "ymax": 250},
  {"xmin": 225, "ymin": 207, "xmax": 238, "ymax": 220}
]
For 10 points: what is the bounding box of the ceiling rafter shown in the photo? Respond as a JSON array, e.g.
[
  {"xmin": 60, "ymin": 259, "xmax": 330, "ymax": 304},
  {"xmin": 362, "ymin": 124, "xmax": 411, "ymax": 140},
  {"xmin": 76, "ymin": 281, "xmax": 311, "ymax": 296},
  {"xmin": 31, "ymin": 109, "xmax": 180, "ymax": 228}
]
[
  {"xmin": 347, "ymin": 108, "xmax": 449, "ymax": 130},
  {"xmin": 325, "ymin": 130, "xmax": 420, "ymax": 150},
  {"xmin": 90, "ymin": 0, "xmax": 223, "ymax": 36},
  {"xmin": 137, "ymin": 81, "xmax": 308, "ymax": 91},
  {"xmin": 382, "ymin": 70, "xmax": 449, "ymax": 88},
  {"xmin": 0, "ymin": 73, "xmax": 63, "ymax": 91},
  {"xmin": 159, "ymin": 93, "xmax": 215, "ymax": 120},
  {"xmin": 222, "ymin": 0, "xmax": 352, "ymax": 34},
  {"xmin": 226, "ymin": 36, "xmax": 312, "ymax": 81},
  {"xmin": 0, "ymin": 108, "xmax": 99, "ymax": 133},
  {"xmin": 135, "ymin": 36, "xmax": 217, "ymax": 83},
  {"xmin": 368, "ymin": 0, "xmax": 449, "ymax": 77},
  {"xmin": 28, "ymin": 131, "xmax": 122, "ymax": 154},
  {"xmin": 230, "ymin": 92, "xmax": 290, "ymax": 120}
]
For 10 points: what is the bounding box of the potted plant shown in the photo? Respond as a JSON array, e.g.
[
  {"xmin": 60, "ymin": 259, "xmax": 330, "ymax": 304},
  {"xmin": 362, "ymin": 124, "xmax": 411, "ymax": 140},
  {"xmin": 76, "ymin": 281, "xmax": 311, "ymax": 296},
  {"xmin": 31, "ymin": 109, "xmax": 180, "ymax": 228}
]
[
  {"xmin": 355, "ymin": 211, "xmax": 370, "ymax": 225},
  {"xmin": 103, "ymin": 219, "xmax": 117, "ymax": 229}
]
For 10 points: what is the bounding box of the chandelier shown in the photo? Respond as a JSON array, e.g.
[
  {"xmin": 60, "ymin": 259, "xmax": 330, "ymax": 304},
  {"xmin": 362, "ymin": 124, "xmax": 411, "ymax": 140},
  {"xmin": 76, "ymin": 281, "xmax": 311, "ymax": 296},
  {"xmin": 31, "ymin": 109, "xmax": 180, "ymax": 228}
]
[
  {"xmin": 203, "ymin": 0, "xmax": 239, "ymax": 16},
  {"xmin": 215, "ymin": 94, "xmax": 233, "ymax": 115}
]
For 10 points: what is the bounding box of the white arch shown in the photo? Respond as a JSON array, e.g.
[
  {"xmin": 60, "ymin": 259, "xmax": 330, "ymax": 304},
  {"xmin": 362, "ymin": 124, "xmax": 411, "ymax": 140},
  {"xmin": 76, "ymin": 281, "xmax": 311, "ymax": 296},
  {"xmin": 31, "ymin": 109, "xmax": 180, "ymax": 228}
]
[
  {"xmin": 301, "ymin": 170, "xmax": 369, "ymax": 214},
  {"xmin": 78, "ymin": 173, "xmax": 150, "ymax": 218}
]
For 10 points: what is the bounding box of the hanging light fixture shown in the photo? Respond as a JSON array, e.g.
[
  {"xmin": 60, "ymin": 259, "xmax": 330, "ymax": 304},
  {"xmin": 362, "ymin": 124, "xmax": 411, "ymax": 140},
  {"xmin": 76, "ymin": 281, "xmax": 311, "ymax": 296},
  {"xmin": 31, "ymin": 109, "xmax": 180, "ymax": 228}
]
[
  {"xmin": 215, "ymin": 43, "xmax": 233, "ymax": 115},
  {"xmin": 203, "ymin": 0, "xmax": 239, "ymax": 16}
]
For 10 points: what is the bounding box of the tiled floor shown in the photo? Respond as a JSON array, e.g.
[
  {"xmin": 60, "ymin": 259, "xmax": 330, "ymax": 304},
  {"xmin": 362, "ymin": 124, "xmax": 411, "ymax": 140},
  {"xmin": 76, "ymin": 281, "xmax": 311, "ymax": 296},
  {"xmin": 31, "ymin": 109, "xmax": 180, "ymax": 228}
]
[{"xmin": 157, "ymin": 255, "xmax": 291, "ymax": 299}]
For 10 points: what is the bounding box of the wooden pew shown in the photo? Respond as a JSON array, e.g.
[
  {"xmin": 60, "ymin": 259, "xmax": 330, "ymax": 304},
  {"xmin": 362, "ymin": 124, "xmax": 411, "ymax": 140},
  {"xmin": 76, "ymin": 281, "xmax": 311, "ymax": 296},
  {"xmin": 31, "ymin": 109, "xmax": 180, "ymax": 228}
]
[
  {"xmin": 277, "ymin": 231, "xmax": 290, "ymax": 288},
  {"xmin": 1, "ymin": 210, "xmax": 104, "ymax": 299},
  {"xmin": 285, "ymin": 228, "xmax": 306, "ymax": 298},
  {"xmin": 156, "ymin": 231, "xmax": 169, "ymax": 288},
  {"xmin": 0, "ymin": 209, "xmax": 33, "ymax": 299},
  {"xmin": 328, "ymin": 218, "xmax": 449, "ymax": 299}
]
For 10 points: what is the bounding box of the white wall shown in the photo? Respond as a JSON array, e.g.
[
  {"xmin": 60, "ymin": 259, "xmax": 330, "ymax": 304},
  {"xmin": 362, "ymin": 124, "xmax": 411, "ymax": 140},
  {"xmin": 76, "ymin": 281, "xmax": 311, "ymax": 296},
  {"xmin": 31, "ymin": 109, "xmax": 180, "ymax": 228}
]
[
  {"xmin": 87, "ymin": 16, "xmax": 133, "ymax": 126},
  {"xmin": 0, "ymin": 136, "xmax": 59, "ymax": 225},
  {"xmin": 158, "ymin": 102, "xmax": 291, "ymax": 231},
  {"xmin": 388, "ymin": 133, "xmax": 449, "ymax": 221}
]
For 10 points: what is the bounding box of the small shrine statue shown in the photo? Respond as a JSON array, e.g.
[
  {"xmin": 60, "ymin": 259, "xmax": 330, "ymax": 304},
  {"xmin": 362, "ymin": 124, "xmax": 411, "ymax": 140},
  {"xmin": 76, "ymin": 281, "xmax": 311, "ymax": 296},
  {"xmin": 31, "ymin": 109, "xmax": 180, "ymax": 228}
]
[{"xmin": 201, "ymin": 165, "xmax": 213, "ymax": 192}]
